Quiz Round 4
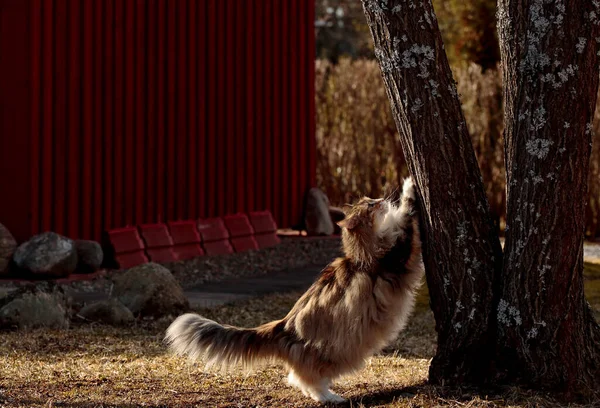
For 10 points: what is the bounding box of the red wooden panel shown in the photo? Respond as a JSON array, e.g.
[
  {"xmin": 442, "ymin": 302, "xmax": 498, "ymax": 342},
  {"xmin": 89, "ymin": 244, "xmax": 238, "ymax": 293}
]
[
  {"xmin": 253, "ymin": 2, "xmax": 265, "ymax": 213},
  {"xmin": 216, "ymin": 0, "xmax": 226, "ymax": 216},
  {"xmin": 197, "ymin": 0, "xmax": 207, "ymax": 218},
  {"xmin": 280, "ymin": 0, "xmax": 290, "ymax": 226},
  {"xmin": 103, "ymin": 0, "xmax": 115, "ymax": 230},
  {"xmin": 166, "ymin": 0, "xmax": 177, "ymax": 221},
  {"xmin": 136, "ymin": 0, "xmax": 147, "ymax": 225},
  {"xmin": 146, "ymin": 0, "xmax": 158, "ymax": 223},
  {"xmin": 307, "ymin": 0, "xmax": 317, "ymax": 189},
  {"xmin": 30, "ymin": 0, "xmax": 42, "ymax": 237},
  {"xmin": 82, "ymin": 0, "xmax": 94, "ymax": 239},
  {"xmin": 235, "ymin": 1, "xmax": 246, "ymax": 214},
  {"xmin": 177, "ymin": 0, "xmax": 188, "ymax": 220},
  {"xmin": 124, "ymin": 0, "xmax": 135, "ymax": 227},
  {"xmin": 156, "ymin": 0, "xmax": 166, "ymax": 222},
  {"xmin": 93, "ymin": 0, "xmax": 104, "ymax": 237},
  {"xmin": 67, "ymin": 0, "xmax": 81, "ymax": 238},
  {"xmin": 53, "ymin": 0, "xmax": 67, "ymax": 235},
  {"xmin": 0, "ymin": 0, "xmax": 317, "ymax": 243},
  {"xmin": 206, "ymin": 0, "xmax": 217, "ymax": 217},
  {"xmin": 187, "ymin": 0, "xmax": 198, "ymax": 219},
  {"xmin": 272, "ymin": 0, "xmax": 282, "ymax": 222}
]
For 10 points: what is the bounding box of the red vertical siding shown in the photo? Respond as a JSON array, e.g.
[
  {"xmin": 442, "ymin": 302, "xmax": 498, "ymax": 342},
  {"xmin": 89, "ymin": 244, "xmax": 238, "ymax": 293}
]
[{"xmin": 0, "ymin": 0, "xmax": 316, "ymax": 242}]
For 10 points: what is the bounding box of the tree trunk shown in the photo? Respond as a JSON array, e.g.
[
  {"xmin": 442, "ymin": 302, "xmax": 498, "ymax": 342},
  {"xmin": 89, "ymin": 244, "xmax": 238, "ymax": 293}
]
[
  {"xmin": 496, "ymin": 0, "xmax": 600, "ymax": 392},
  {"xmin": 361, "ymin": 0, "xmax": 503, "ymax": 384}
]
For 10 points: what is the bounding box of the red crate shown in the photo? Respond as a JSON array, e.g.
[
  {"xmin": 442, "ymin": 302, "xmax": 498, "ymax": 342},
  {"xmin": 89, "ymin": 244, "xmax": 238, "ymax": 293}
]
[
  {"xmin": 138, "ymin": 224, "xmax": 174, "ymax": 248},
  {"xmin": 249, "ymin": 211, "xmax": 277, "ymax": 234},
  {"xmin": 223, "ymin": 213, "xmax": 254, "ymax": 237},
  {"xmin": 106, "ymin": 227, "xmax": 145, "ymax": 254},
  {"xmin": 230, "ymin": 236, "xmax": 259, "ymax": 252},
  {"xmin": 197, "ymin": 218, "xmax": 229, "ymax": 242},
  {"xmin": 168, "ymin": 220, "xmax": 202, "ymax": 245},
  {"xmin": 203, "ymin": 240, "xmax": 234, "ymax": 256}
]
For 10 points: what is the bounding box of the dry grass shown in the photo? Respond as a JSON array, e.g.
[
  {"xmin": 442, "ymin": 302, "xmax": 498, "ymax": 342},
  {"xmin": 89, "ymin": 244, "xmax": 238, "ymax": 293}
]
[{"xmin": 1, "ymin": 264, "xmax": 600, "ymax": 407}]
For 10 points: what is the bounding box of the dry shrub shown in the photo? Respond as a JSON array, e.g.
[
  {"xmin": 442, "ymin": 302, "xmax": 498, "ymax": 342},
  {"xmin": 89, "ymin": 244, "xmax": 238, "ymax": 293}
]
[{"xmin": 316, "ymin": 59, "xmax": 600, "ymax": 238}]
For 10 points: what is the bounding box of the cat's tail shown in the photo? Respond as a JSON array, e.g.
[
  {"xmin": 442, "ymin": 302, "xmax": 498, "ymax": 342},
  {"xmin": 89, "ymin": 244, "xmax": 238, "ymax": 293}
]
[{"xmin": 165, "ymin": 313, "xmax": 287, "ymax": 371}]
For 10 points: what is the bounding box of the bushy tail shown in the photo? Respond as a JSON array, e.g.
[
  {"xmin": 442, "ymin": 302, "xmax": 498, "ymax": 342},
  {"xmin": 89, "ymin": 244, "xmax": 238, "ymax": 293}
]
[{"xmin": 165, "ymin": 313, "xmax": 284, "ymax": 370}]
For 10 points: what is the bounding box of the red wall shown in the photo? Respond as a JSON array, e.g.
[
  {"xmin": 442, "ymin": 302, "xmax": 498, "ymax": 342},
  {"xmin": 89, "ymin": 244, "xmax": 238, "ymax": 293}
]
[{"xmin": 0, "ymin": 0, "xmax": 316, "ymax": 242}]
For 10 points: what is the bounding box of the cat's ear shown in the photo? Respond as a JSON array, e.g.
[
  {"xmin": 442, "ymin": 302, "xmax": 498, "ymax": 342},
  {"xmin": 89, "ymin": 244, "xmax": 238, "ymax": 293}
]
[{"xmin": 338, "ymin": 215, "xmax": 359, "ymax": 230}]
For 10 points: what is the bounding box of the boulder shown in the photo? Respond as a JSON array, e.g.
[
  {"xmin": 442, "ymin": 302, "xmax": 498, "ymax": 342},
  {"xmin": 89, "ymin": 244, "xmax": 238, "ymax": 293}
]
[
  {"xmin": 13, "ymin": 232, "xmax": 77, "ymax": 278},
  {"xmin": 78, "ymin": 299, "xmax": 134, "ymax": 325},
  {"xmin": 0, "ymin": 223, "xmax": 17, "ymax": 276},
  {"xmin": 0, "ymin": 282, "xmax": 70, "ymax": 330},
  {"xmin": 75, "ymin": 240, "xmax": 104, "ymax": 274},
  {"xmin": 111, "ymin": 262, "xmax": 189, "ymax": 318},
  {"xmin": 304, "ymin": 188, "xmax": 334, "ymax": 236}
]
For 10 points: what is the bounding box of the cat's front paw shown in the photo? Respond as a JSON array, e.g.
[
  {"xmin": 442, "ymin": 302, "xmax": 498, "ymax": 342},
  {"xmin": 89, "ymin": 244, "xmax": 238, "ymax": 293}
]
[{"xmin": 402, "ymin": 177, "xmax": 417, "ymax": 202}]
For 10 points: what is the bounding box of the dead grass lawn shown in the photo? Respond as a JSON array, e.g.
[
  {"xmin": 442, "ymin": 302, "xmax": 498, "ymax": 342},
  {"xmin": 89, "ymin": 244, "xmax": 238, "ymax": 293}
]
[{"xmin": 1, "ymin": 263, "xmax": 600, "ymax": 407}]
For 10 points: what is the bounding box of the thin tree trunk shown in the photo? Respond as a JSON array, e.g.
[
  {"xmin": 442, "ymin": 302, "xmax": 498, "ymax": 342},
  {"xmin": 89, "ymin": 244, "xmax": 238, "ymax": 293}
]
[
  {"xmin": 361, "ymin": 0, "xmax": 503, "ymax": 383},
  {"xmin": 497, "ymin": 0, "xmax": 600, "ymax": 393}
]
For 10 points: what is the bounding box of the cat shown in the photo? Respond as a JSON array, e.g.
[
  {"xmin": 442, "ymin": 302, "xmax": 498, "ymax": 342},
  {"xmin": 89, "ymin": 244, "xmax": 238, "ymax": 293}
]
[{"xmin": 165, "ymin": 178, "xmax": 424, "ymax": 404}]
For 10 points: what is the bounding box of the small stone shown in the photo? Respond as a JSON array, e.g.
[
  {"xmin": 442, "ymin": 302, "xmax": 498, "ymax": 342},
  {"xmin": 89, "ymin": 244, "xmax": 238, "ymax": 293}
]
[
  {"xmin": 0, "ymin": 223, "xmax": 17, "ymax": 276},
  {"xmin": 112, "ymin": 263, "xmax": 189, "ymax": 318},
  {"xmin": 75, "ymin": 240, "xmax": 104, "ymax": 274},
  {"xmin": 13, "ymin": 232, "xmax": 77, "ymax": 278},
  {"xmin": 304, "ymin": 188, "xmax": 335, "ymax": 236},
  {"xmin": 78, "ymin": 299, "xmax": 134, "ymax": 325}
]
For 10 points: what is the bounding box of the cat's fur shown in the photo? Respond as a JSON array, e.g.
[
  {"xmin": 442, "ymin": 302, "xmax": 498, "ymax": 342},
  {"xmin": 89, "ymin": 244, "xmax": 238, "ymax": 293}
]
[{"xmin": 165, "ymin": 178, "xmax": 424, "ymax": 404}]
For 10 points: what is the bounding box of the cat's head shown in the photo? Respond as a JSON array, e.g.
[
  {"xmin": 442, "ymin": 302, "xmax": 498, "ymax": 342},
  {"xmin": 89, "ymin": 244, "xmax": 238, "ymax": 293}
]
[
  {"xmin": 337, "ymin": 197, "xmax": 390, "ymax": 265},
  {"xmin": 337, "ymin": 197, "xmax": 388, "ymax": 233}
]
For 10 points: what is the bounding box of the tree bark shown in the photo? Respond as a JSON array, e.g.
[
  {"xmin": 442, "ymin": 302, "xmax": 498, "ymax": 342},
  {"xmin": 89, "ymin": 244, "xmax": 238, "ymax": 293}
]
[
  {"xmin": 496, "ymin": 0, "xmax": 600, "ymax": 392},
  {"xmin": 361, "ymin": 0, "xmax": 503, "ymax": 384}
]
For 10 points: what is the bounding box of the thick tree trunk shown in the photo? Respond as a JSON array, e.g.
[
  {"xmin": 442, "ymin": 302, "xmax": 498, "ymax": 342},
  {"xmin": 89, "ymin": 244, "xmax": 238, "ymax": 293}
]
[
  {"xmin": 361, "ymin": 0, "xmax": 503, "ymax": 383},
  {"xmin": 497, "ymin": 0, "xmax": 600, "ymax": 392}
]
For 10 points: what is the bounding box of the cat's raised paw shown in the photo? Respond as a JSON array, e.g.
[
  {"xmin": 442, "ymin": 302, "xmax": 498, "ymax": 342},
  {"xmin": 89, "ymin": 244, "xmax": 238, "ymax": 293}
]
[{"xmin": 402, "ymin": 177, "xmax": 416, "ymax": 202}]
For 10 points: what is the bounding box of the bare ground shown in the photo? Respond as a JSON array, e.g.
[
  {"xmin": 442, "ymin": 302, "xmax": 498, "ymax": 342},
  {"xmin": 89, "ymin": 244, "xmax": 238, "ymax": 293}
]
[{"xmin": 1, "ymin": 263, "xmax": 600, "ymax": 407}]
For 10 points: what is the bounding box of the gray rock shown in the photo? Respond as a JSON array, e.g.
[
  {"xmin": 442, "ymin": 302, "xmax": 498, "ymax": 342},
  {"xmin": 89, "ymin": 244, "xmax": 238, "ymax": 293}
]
[
  {"xmin": 13, "ymin": 232, "xmax": 77, "ymax": 278},
  {"xmin": 78, "ymin": 299, "xmax": 134, "ymax": 325},
  {"xmin": 112, "ymin": 262, "xmax": 189, "ymax": 318},
  {"xmin": 75, "ymin": 240, "xmax": 104, "ymax": 274},
  {"xmin": 304, "ymin": 188, "xmax": 334, "ymax": 236},
  {"xmin": 0, "ymin": 223, "xmax": 17, "ymax": 275},
  {"xmin": 0, "ymin": 283, "xmax": 70, "ymax": 330}
]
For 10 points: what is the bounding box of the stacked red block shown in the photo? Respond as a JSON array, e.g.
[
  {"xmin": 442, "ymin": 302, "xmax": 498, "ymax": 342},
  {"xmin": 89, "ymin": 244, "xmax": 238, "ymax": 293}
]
[
  {"xmin": 249, "ymin": 211, "xmax": 281, "ymax": 249},
  {"xmin": 168, "ymin": 220, "xmax": 204, "ymax": 260},
  {"xmin": 223, "ymin": 214, "xmax": 259, "ymax": 252},
  {"xmin": 105, "ymin": 227, "xmax": 148, "ymax": 269},
  {"xmin": 138, "ymin": 224, "xmax": 177, "ymax": 263},
  {"xmin": 197, "ymin": 218, "xmax": 234, "ymax": 256},
  {"xmin": 105, "ymin": 210, "xmax": 280, "ymax": 269}
]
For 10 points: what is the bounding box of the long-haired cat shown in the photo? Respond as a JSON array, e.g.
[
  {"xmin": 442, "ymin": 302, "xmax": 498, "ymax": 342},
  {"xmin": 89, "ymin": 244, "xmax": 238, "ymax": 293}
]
[{"xmin": 165, "ymin": 178, "xmax": 424, "ymax": 403}]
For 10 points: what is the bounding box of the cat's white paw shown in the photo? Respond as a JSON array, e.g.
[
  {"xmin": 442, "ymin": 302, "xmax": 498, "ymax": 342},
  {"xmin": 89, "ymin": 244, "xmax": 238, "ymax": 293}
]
[
  {"xmin": 310, "ymin": 389, "xmax": 346, "ymax": 404},
  {"xmin": 402, "ymin": 177, "xmax": 416, "ymax": 201}
]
